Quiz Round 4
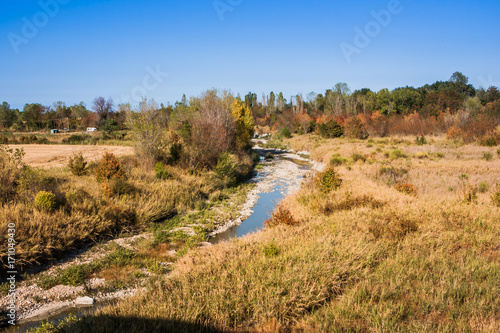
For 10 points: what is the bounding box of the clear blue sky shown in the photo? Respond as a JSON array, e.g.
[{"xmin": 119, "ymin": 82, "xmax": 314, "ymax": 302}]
[{"xmin": 1, "ymin": 0, "xmax": 499, "ymax": 110}]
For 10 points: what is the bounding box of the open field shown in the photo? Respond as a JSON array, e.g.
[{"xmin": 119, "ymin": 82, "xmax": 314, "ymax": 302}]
[
  {"xmin": 48, "ymin": 135, "xmax": 500, "ymax": 332},
  {"xmin": 10, "ymin": 145, "xmax": 134, "ymax": 168}
]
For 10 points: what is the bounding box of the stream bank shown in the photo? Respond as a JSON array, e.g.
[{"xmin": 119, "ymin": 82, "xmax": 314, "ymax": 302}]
[{"xmin": 2, "ymin": 145, "xmax": 321, "ymax": 332}]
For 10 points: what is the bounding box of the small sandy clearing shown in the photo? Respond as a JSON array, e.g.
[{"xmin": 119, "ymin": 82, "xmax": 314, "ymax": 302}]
[{"xmin": 9, "ymin": 145, "xmax": 134, "ymax": 168}]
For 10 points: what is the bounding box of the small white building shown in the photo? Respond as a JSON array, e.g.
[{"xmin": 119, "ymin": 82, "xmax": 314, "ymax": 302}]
[{"xmin": 86, "ymin": 127, "xmax": 97, "ymax": 132}]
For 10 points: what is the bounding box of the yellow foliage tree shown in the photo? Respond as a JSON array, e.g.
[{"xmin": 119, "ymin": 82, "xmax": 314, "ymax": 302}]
[{"xmin": 231, "ymin": 99, "xmax": 254, "ymax": 150}]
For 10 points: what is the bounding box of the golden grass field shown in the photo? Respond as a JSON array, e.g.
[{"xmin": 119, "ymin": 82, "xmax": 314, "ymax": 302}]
[
  {"xmin": 37, "ymin": 135, "xmax": 498, "ymax": 332},
  {"xmin": 11, "ymin": 144, "xmax": 134, "ymax": 168}
]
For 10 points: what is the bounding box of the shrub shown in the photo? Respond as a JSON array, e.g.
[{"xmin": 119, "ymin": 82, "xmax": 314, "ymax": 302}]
[
  {"xmin": 63, "ymin": 134, "xmax": 91, "ymax": 144},
  {"xmin": 0, "ymin": 135, "xmax": 8, "ymax": 144},
  {"xmin": 492, "ymin": 185, "xmax": 500, "ymax": 207},
  {"xmin": 483, "ymin": 152, "xmax": 493, "ymax": 161},
  {"xmin": 447, "ymin": 127, "xmax": 463, "ymax": 140},
  {"xmin": 109, "ymin": 178, "xmax": 137, "ymax": 197},
  {"xmin": 263, "ymin": 243, "xmax": 280, "ymax": 257},
  {"xmin": 389, "ymin": 149, "xmax": 407, "ymax": 160},
  {"xmin": 378, "ymin": 166, "xmax": 409, "ymax": 186},
  {"xmin": 480, "ymin": 136, "xmax": 497, "ymax": 147},
  {"xmin": 214, "ymin": 153, "xmax": 238, "ymax": 188},
  {"xmin": 168, "ymin": 143, "xmax": 183, "ymax": 164},
  {"xmin": 67, "ymin": 152, "xmax": 88, "ymax": 176},
  {"xmin": 265, "ymin": 204, "xmax": 298, "ymax": 227},
  {"xmin": 351, "ymin": 153, "xmax": 366, "ymax": 163},
  {"xmin": 154, "ymin": 162, "xmax": 173, "ymax": 180},
  {"xmin": 17, "ymin": 167, "xmax": 58, "ymax": 199},
  {"xmin": 329, "ymin": 154, "xmax": 347, "ymax": 166},
  {"xmin": 280, "ymin": 126, "xmax": 291, "ymax": 139},
  {"xmin": 95, "ymin": 153, "xmax": 126, "ymax": 183},
  {"xmin": 344, "ymin": 116, "xmax": 368, "ymax": 139},
  {"xmin": 318, "ymin": 119, "xmax": 343, "ymax": 138},
  {"xmin": 415, "ymin": 135, "xmax": 427, "ymax": 145},
  {"xmin": 459, "ymin": 174, "xmax": 478, "ymax": 205},
  {"xmin": 478, "ymin": 181, "xmax": 489, "ymax": 193},
  {"xmin": 416, "ymin": 151, "xmax": 428, "ymax": 159},
  {"xmin": 394, "ymin": 183, "xmax": 417, "ymax": 196},
  {"xmin": 314, "ymin": 167, "xmax": 342, "ymax": 193},
  {"xmin": 35, "ymin": 191, "xmax": 58, "ymax": 212}
]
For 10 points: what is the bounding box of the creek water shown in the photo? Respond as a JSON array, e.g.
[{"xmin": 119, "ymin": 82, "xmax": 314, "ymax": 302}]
[
  {"xmin": 209, "ymin": 157, "xmax": 310, "ymax": 244},
  {"xmin": 5, "ymin": 156, "xmax": 310, "ymax": 332}
]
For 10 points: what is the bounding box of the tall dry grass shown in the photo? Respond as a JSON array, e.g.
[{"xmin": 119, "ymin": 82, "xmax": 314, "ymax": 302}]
[{"xmin": 49, "ymin": 135, "xmax": 499, "ymax": 332}]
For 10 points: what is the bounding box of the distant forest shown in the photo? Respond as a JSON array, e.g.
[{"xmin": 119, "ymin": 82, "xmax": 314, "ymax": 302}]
[{"xmin": 1, "ymin": 72, "xmax": 499, "ymax": 143}]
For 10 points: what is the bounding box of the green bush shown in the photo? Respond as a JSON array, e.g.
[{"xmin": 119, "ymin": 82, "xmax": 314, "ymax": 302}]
[
  {"xmin": 35, "ymin": 191, "xmax": 58, "ymax": 212},
  {"xmin": 415, "ymin": 135, "xmax": 427, "ymax": 145},
  {"xmin": 154, "ymin": 162, "xmax": 173, "ymax": 180},
  {"xmin": 351, "ymin": 153, "xmax": 366, "ymax": 163},
  {"xmin": 67, "ymin": 152, "xmax": 88, "ymax": 176},
  {"xmin": 478, "ymin": 181, "xmax": 489, "ymax": 193},
  {"xmin": 263, "ymin": 243, "xmax": 280, "ymax": 258},
  {"xmin": 390, "ymin": 149, "xmax": 407, "ymax": 160},
  {"xmin": 280, "ymin": 126, "xmax": 291, "ymax": 139},
  {"xmin": 314, "ymin": 167, "xmax": 343, "ymax": 193},
  {"xmin": 329, "ymin": 154, "xmax": 347, "ymax": 166},
  {"xmin": 483, "ymin": 152, "xmax": 493, "ymax": 161},
  {"xmin": 318, "ymin": 119, "xmax": 343, "ymax": 138},
  {"xmin": 63, "ymin": 134, "xmax": 91, "ymax": 144},
  {"xmin": 168, "ymin": 143, "xmax": 183, "ymax": 164},
  {"xmin": 214, "ymin": 153, "xmax": 238, "ymax": 187}
]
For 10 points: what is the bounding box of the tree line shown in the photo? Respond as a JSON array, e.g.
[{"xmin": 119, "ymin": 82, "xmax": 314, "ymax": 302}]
[{"xmin": 1, "ymin": 72, "xmax": 499, "ymax": 138}]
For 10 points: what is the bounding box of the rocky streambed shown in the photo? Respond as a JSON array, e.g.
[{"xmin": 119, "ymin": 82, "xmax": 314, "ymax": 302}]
[{"xmin": 1, "ymin": 145, "xmax": 322, "ymax": 332}]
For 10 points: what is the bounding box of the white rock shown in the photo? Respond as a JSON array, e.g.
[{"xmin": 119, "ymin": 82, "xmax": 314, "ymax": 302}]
[{"xmin": 75, "ymin": 297, "xmax": 94, "ymax": 305}]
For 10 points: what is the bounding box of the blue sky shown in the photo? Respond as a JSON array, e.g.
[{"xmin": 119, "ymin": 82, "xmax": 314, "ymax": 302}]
[{"xmin": 1, "ymin": 0, "xmax": 499, "ymax": 110}]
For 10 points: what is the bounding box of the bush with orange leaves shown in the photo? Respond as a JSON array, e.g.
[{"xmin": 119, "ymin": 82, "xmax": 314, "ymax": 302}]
[
  {"xmin": 265, "ymin": 204, "xmax": 299, "ymax": 228},
  {"xmin": 95, "ymin": 153, "xmax": 126, "ymax": 183},
  {"xmin": 446, "ymin": 126, "xmax": 463, "ymax": 140},
  {"xmin": 394, "ymin": 183, "xmax": 417, "ymax": 196}
]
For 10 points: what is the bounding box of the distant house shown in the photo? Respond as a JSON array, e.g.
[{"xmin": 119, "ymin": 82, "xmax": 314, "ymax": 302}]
[
  {"xmin": 86, "ymin": 128, "xmax": 97, "ymax": 132},
  {"xmin": 50, "ymin": 129, "xmax": 59, "ymax": 134}
]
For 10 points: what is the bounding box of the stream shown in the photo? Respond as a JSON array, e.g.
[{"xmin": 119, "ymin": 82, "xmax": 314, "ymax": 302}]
[{"xmin": 3, "ymin": 148, "xmax": 313, "ymax": 333}]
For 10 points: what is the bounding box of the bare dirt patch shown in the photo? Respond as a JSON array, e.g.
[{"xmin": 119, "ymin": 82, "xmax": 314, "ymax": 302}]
[{"xmin": 10, "ymin": 145, "xmax": 134, "ymax": 168}]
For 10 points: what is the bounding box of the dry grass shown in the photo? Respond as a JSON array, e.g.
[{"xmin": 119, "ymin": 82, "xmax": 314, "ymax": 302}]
[
  {"xmin": 0, "ymin": 151, "xmax": 250, "ymax": 271},
  {"xmin": 10, "ymin": 144, "xmax": 134, "ymax": 168},
  {"xmin": 27, "ymin": 135, "xmax": 500, "ymax": 332}
]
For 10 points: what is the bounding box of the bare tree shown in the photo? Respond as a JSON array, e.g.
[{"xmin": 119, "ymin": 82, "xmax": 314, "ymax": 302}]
[{"xmin": 92, "ymin": 97, "xmax": 114, "ymax": 125}]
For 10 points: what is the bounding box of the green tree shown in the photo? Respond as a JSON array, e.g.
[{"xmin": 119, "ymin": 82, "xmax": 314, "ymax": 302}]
[
  {"xmin": 0, "ymin": 102, "xmax": 17, "ymax": 129},
  {"xmin": 267, "ymin": 92, "xmax": 277, "ymax": 116},
  {"xmin": 392, "ymin": 87, "xmax": 422, "ymax": 114},
  {"xmin": 22, "ymin": 103, "xmax": 45, "ymax": 131},
  {"xmin": 376, "ymin": 89, "xmax": 393, "ymax": 116}
]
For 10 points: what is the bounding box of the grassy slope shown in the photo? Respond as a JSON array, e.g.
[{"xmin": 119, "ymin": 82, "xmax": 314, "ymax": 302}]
[{"xmin": 34, "ymin": 135, "xmax": 500, "ymax": 332}]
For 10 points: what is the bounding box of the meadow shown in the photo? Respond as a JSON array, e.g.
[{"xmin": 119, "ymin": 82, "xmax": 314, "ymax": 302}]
[{"xmin": 31, "ymin": 134, "xmax": 500, "ymax": 332}]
